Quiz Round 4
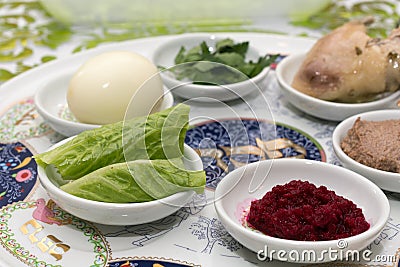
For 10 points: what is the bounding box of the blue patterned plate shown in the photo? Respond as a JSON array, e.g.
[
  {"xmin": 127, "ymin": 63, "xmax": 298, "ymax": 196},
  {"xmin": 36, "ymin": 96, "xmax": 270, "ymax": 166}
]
[
  {"xmin": 0, "ymin": 142, "xmax": 38, "ymax": 208},
  {"xmin": 185, "ymin": 118, "xmax": 326, "ymax": 190}
]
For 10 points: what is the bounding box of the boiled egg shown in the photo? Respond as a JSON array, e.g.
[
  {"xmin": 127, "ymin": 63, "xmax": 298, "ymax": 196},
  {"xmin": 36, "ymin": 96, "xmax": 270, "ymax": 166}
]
[{"xmin": 67, "ymin": 51, "xmax": 164, "ymax": 125}]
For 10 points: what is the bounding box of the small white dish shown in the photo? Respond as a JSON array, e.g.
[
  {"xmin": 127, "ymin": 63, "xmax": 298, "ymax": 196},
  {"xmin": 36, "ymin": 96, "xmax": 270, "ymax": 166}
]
[
  {"xmin": 276, "ymin": 53, "xmax": 400, "ymax": 121},
  {"xmin": 214, "ymin": 159, "xmax": 389, "ymax": 263},
  {"xmin": 332, "ymin": 109, "xmax": 400, "ymax": 192},
  {"xmin": 34, "ymin": 71, "xmax": 174, "ymax": 137},
  {"xmin": 152, "ymin": 33, "xmax": 271, "ymax": 102},
  {"xmin": 38, "ymin": 138, "xmax": 203, "ymax": 225}
]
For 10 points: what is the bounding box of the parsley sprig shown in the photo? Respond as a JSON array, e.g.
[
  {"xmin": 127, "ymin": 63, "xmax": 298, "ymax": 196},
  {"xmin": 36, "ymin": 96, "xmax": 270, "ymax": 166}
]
[{"xmin": 170, "ymin": 38, "xmax": 279, "ymax": 85}]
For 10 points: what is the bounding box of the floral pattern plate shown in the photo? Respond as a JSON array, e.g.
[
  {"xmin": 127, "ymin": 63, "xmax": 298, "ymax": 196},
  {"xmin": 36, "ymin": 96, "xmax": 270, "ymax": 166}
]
[{"xmin": 1, "ymin": 33, "xmax": 400, "ymax": 267}]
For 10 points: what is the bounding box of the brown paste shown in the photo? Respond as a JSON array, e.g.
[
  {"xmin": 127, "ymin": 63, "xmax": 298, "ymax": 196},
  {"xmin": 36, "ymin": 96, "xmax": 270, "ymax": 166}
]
[{"xmin": 341, "ymin": 117, "xmax": 400, "ymax": 173}]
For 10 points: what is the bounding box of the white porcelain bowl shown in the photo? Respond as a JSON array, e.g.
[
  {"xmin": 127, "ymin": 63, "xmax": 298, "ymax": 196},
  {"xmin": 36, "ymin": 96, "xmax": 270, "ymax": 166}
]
[
  {"xmin": 332, "ymin": 109, "xmax": 400, "ymax": 193},
  {"xmin": 152, "ymin": 33, "xmax": 271, "ymax": 102},
  {"xmin": 214, "ymin": 159, "xmax": 389, "ymax": 263},
  {"xmin": 38, "ymin": 140, "xmax": 203, "ymax": 225},
  {"xmin": 276, "ymin": 53, "xmax": 400, "ymax": 121},
  {"xmin": 34, "ymin": 71, "xmax": 174, "ymax": 137}
]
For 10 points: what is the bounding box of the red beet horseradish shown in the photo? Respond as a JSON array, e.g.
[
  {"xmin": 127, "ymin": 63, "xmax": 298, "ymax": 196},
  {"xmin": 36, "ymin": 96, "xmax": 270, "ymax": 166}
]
[{"xmin": 247, "ymin": 180, "xmax": 370, "ymax": 241}]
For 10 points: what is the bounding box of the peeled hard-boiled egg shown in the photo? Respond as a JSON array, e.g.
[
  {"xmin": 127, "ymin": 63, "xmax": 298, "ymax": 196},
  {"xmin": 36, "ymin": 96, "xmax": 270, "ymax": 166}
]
[{"xmin": 67, "ymin": 51, "xmax": 164, "ymax": 125}]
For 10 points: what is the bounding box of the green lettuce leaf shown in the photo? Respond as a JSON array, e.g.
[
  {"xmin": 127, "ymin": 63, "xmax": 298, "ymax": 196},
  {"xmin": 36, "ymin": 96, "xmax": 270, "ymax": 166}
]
[
  {"xmin": 59, "ymin": 158, "xmax": 206, "ymax": 203},
  {"xmin": 35, "ymin": 103, "xmax": 190, "ymax": 180}
]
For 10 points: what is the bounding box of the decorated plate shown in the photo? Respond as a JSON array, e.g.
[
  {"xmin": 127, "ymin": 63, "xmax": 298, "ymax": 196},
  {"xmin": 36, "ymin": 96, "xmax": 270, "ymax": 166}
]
[
  {"xmin": 1, "ymin": 33, "xmax": 400, "ymax": 267},
  {"xmin": 0, "ymin": 142, "xmax": 38, "ymax": 208},
  {"xmin": 185, "ymin": 118, "xmax": 326, "ymax": 190},
  {"xmin": 0, "ymin": 199, "xmax": 109, "ymax": 266}
]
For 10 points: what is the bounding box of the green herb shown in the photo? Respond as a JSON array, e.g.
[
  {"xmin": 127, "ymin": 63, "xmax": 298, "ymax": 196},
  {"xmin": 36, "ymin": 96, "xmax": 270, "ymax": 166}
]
[
  {"xmin": 35, "ymin": 103, "xmax": 206, "ymax": 203},
  {"xmin": 35, "ymin": 103, "xmax": 190, "ymax": 180},
  {"xmin": 60, "ymin": 158, "xmax": 206, "ymax": 203},
  {"xmin": 169, "ymin": 38, "xmax": 278, "ymax": 85}
]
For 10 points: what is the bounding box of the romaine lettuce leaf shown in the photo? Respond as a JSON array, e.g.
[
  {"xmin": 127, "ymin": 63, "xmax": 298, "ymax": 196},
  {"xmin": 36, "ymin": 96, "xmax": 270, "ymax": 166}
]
[
  {"xmin": 60, "ymin": 158, "xmax": 206, "ymax": 203},
  {"xmin": 35, "ymin": 104, "xmax": 190, "ymax": 180}
]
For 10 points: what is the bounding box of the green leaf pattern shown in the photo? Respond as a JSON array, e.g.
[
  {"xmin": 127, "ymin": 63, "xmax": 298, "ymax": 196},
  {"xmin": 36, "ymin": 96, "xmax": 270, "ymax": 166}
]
[{"xmin": 1, "ymin": 0, "xmax": 399, "ymax": 82}]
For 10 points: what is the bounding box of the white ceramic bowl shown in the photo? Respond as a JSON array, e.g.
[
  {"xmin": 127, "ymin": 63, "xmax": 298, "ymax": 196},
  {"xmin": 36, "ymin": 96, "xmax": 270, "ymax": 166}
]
[
  {"xmin": 38, "ymin": 139, "xmax": 203, "ymax": 225},
  {"xmin": 332, "ymin": 109, "xmax": 400, "ymax": 192},
  {"xmin": 152, "ymin": 33, "xmax": 271, "ymax": 102},
  {"xmin": 214, "ymin": 159, "xmax": 389, "ymax": 263},
  {"xmin": 34, "ymin": 71, "xmax": 174, "ymax": 137},
  {"xmin": 276, "ymin": 53, "xmax": 400, "ymax": 121}
]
